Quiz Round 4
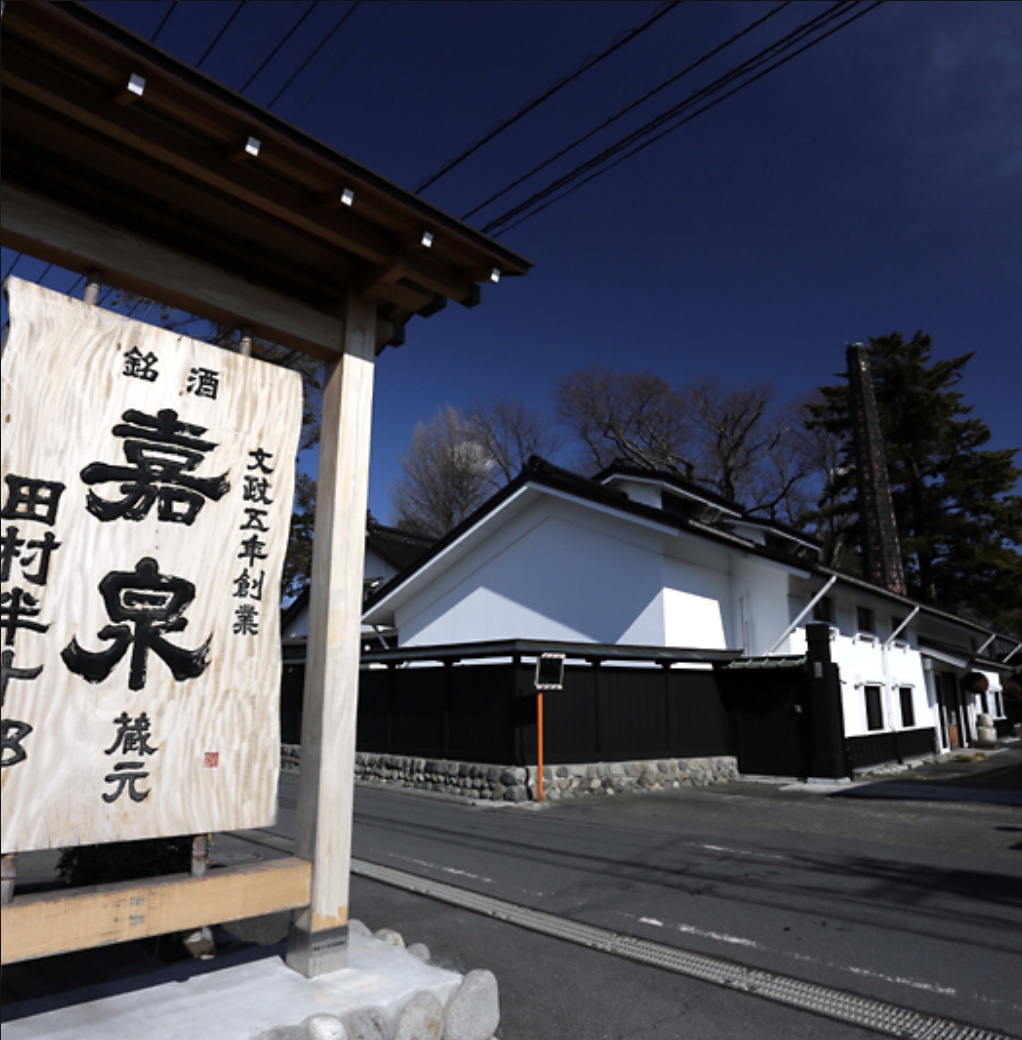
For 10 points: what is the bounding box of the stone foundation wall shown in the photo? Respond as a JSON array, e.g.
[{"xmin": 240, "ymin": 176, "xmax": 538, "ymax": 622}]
[
  {"xmin": 540, "ymin": 755, "xmax": 738, "ymax": 800},
  {"xmin": 282, "ymin": 746, "xmax": 738, "ymax": 801},
  {"xmin": 355, "ymin": 753, "xmax": 532, "ymax": 802}
]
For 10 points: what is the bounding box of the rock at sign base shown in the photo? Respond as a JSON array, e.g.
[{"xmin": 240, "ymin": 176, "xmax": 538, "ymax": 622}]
[
  {"xmin": 395, "ymin": 991, "xmax": 445, "ymax": 1040},
  {"xmin": 443, "ymin": 969, "xmax": 500, "ymax": 1040},
  {"xmin": 305, "ymin": 1014, "xmax": 347, "ymax": 1040}
]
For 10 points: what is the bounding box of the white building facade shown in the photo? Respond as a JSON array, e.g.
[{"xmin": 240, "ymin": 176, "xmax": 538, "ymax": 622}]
[{"xmin": 364, "ymin": 461, "xmax": 1017, "ymax": 763}]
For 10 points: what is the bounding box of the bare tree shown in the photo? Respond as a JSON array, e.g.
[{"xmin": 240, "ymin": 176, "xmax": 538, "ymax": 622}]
[
  {"xmin": 685, "ymin": 380, "xmax": 812, "ymax": 520},
  {"xmin": 390, "ymin": 405, "xmax": 494, "ymax": 537},
  {"xmin": 554, "ymin": 366, "xmax": 695, "ymax": 477},
  {"xmin": 468, "ymin": 397, "xmax": 560, "ymax": 485},
  {"xmin": 753, "ymin": 399, "xmax": 819, "ymax": 527},
  {"xmin": 687, "ymin": 380, "xmax": 774, "ymax": 502},
  {"xmin": 554, "ymin": 367, "xmax": 821, "ymax": 522}
]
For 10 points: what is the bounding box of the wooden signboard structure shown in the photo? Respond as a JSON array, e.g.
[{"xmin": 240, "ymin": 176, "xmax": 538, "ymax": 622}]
[
  {"xmin": 3, "ymin": 278, "xmax": 301, "ymax": 853},
  {"xmin": 1, "ymin": 1, "xmax": 529, "ymax": 977}
]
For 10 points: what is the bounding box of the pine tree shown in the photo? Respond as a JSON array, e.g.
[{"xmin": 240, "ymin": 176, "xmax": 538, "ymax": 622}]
[{"xmin": 806, "ymin": 332, "xmax": 1021, "ymax": 635}]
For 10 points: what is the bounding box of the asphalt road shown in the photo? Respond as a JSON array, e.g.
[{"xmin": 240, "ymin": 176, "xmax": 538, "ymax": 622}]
[
  {"xmin": 5, "ymin": 746, "xmax": 1021, "ymax": 1039},
  {"xmin": 208, "ymin": 744, "xmax": 1017, "ymax": 1038}
]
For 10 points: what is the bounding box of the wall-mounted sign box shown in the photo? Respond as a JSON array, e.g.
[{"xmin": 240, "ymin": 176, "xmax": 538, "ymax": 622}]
[
  {"xmin": 534, "ymin": 652, "xmax": 565, "ymax": 691},
  {"xmin": 1, "ymin": 279, "xmax": 302, "ymax": 853}
]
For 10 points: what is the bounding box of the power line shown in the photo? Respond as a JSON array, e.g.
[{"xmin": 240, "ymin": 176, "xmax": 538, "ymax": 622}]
[
  {"xmin": 484, "ymin": 1, "xmax": 881, "ymax": 236},
  {"xmin": 196, "ymin": 1, "xmax": 247, "ymax": 70},
  {"xmin": 239, "ymin": 1, "xmax": 321, "ymax": 95},
  {"xmin": 149, "ymin": 1, "xmax": 179, "ymax": 44},
  {"xmin": 497, "ymin": 1, "xmax": 883, "ymax": 236},
  {"xmin": 489, "ymin": 12, "xmax": 863, "ymax": 236},
  {"xmin": 289, "ymin": 1, "xmax": 390, "ymax": 122},
  {"xmin": 462, "ymin": 0, "xmax": 793, "ymax": 222},
  {"xmin": 266, "ymin": 1, "xmax": 363, "ymax": 109},
  {"xmin": 415, "ymin": 0, "xmax": 684, "ymax": 194},
  {"xmin": 484, "ymin": 0, "xmax": 860, "ymax": 233}
]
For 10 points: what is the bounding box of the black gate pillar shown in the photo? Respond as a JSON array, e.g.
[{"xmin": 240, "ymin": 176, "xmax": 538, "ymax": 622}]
[{"xmin": 805, "ymin": 623, "xmax": 850, "ymax": 779}]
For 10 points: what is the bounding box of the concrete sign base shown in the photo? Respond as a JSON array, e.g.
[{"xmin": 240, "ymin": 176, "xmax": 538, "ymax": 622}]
[{"xmin": 3, "ymin": 934, "xmax": 462, "ymax": 1040}]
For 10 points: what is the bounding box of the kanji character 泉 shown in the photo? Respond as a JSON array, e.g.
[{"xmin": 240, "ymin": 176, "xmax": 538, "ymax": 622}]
[{"xmin": 62, "ymin": 558, "xmax": 211, "ymax": 691}]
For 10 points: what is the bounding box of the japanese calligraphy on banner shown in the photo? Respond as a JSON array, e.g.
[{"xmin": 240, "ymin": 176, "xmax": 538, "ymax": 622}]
[{"xmin": 1, "ymin": 278, "xmax": 303, "ymax": 853}]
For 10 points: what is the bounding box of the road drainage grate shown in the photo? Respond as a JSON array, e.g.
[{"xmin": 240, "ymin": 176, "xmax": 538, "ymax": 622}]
[{"xmin": 352, "ymin": 857, "xmax": 1014, "ymax": 1040}]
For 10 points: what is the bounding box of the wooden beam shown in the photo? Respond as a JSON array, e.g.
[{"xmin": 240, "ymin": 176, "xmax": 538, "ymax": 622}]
[
  {"xmin": 5, "ymin": 68, "xmax": 493, "ymax": 311},
  {"xmin": 1, "ymin": 98, "xmax": 355, "ymax": 283},
  {"xmin": 1, "ymin": 185, "xmax": 346, "ymax": 359},
  {"xmin": 287, "ymin": 289, "xmax": 377, "ymax": 976},
  {"xmin": 1, "ymin": 858, "xmax": 311, "ymax": 965},
  {"xmin": 356, "ymin": 251, "xmax": 410, "ymax": 300},
  {"xmin": 3, "ymin": 2, "xmax": 531, "ymax": 281},
  {"xmin": 1, "ymin": 49, "xmax": 397, "ymax": 268}
]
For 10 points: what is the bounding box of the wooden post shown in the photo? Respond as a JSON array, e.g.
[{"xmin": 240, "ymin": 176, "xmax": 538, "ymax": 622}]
[
  {"xmin": 532, "ymin": 653, "xmax": 563, "ymax": 804},
  {"xmin": 536, "ymin": 692, "xmax": 545, "ymax": 803},
  {"xmin": 191, "ymin": 835, "xmax": 208, "ymax": 878},
  {"xmin": 83, "ymin": 269, "xmax": 103, "ymax": 305},
  {"xmin": 286, "ymin": 289, "xmax": 376, "ymax": 977},
  {"xmin": 1, "ymin": 854, "xmax": 15, "ymax": 907}
]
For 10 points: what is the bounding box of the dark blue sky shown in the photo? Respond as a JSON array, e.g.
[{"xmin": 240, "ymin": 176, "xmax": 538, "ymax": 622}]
[{"xmin": 7, "ymin": 1, "xmax": 1020, "ymax": 519}]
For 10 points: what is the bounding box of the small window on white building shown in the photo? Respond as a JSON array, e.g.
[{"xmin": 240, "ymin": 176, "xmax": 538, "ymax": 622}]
[
  {"xmin": 813, "ymin": 597, "xmax": 834, "ymax": 624},
  {"xmin": 857, "ymin": 606, "xmax": 876, "ymax": 635},
  {"xmin": 864, "ymin": 684, "xmax": 884, "ymax": 731},
  {"xmin": 899, "ymin": 686, "xmax": 915, "ymax": 728}
]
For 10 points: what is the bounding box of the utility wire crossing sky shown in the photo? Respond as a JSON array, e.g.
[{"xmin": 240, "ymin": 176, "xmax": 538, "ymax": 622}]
[{"xmin": 3, "ymin": 1, "xmax": 1018, "ymax": 520}]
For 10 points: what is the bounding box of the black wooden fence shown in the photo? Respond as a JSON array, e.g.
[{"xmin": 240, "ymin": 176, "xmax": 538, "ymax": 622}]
[
  {"xmin": 846, "ymin": 727, "xmax": 937, "ymax": 771},
  {"xmin": 357, "ymin": 655, "xmax": 731, "ymax": 767},
  {"xmin": 281, "ymin": 632, "xmax": 940, "ymax": 779}
]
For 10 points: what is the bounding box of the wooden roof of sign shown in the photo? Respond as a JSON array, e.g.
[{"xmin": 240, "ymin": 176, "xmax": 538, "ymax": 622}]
[{"xmin": 1, "ymin": 0, "xmax": 531, "ymax": 357}]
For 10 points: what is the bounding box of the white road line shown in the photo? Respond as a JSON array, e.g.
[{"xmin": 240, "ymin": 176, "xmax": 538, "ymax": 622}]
[
  {"xmin": 630, "ymin": 911, "xmax": 959, "ymax": 999},
  {"xmin": 391, "ymin": 853, "xmax": 496, "ymax": 885},
  {"xmin": 637, "ymin": 914, "xmax": 762, "ymax": 948},
  {"xmin": 689, "ymin": 841, "xmax": 794, "ymax": 862}
]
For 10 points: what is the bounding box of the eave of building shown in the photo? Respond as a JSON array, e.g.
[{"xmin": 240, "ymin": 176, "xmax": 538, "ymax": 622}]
[
  {"xmin": 366, "ymin": 525, "xmax": 436, "ymax": 571},
  {"xmin": 1, "ymin": 1, "xmax": 530, "ymax": 357},
  {"xmin": 362, "ymin": 638, "xmax": 741, "ymax": 667},
  {"xmin": 362, "ymin": 468, "xmax": 815, "ymax": 624},
  {"xmin": 363, "ymin": 461, "xmax": 1021, "ymax": 666},
  {"xmin": 728, "ymin": 516, "xmax": 821, "ymax": 554},
  {"xmin": 595, "ymin": 465, "xmax": 745, "ymax": 519},
  {"xmin": 812, "ymin": 566, "xmax": 1020, "ymax": 663}
]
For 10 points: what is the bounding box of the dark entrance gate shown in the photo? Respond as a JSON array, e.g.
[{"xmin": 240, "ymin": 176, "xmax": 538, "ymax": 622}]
[
  {"xmin": 717, "ymin": 658, "xmax": 814, "ymax": 777},
  {"xmin": 715, "ymin": 624, "xmax": 849, "ymax": 780}
]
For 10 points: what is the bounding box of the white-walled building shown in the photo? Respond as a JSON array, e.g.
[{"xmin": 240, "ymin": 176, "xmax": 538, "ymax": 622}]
[
  {"xmin": 283, "ymin": 518, "xmax": 434, "ymax": 644},
  {"xmin": 362, "ymin": 459, "xmax": 1019, "ymax": 761}
]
